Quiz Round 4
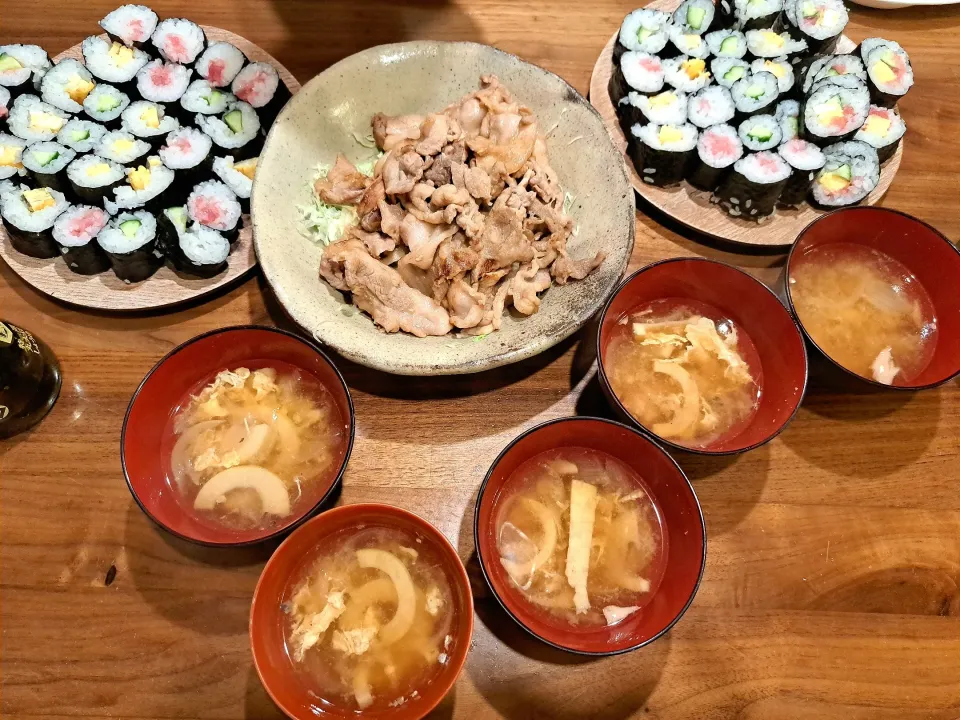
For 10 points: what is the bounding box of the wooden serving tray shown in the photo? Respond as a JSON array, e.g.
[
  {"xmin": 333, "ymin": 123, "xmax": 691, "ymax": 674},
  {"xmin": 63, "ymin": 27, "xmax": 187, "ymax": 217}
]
[{"xmin": 0, "ymin": 26, "xmax": 300, "ymax": 311}]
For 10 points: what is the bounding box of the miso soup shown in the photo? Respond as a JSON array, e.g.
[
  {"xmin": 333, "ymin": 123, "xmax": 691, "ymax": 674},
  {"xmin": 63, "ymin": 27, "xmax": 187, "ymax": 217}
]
[{"xmin": 790, "ymin": 243, "xmax": 938, "ymax": 385}]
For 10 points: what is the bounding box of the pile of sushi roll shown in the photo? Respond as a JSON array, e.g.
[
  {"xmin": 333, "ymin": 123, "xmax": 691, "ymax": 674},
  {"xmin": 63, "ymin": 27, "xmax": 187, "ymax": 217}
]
[
  {"xmin": 612, "ymin": 0, "xmax": 912, "ymax": 221},
  {"xmin": 0, "ymin": 5, "xmax": 288, "ymax": 282}
]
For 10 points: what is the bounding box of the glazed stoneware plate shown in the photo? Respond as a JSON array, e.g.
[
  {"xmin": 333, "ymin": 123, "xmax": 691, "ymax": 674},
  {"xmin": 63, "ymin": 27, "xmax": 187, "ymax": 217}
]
[{"xmin": 253, "ymin": 41, "xmax": 635, "ymax": 376}]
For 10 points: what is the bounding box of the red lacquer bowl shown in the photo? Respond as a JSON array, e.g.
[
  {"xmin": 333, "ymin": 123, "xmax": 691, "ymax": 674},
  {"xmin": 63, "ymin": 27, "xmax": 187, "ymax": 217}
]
[
  {"xmin": 122, "ymin": 325, "xmax": 355, "ymax": 546},
  {"xmin": 597, "ymin": 257, "xmax": 809, "ymax": 455},
  {"xmin": 474, "ymin": 417, "xmax": 705, "ymax": 655},
  {"xmin": 250, "ymin": 504, "xmax": 474, "ymax": 720},
  {"xmin": 785, "ymin": 207, "xmax": 960, "ymax": 390}
]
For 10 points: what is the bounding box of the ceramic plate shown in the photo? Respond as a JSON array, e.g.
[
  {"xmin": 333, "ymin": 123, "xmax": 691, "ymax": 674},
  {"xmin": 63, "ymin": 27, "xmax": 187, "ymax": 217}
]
[{"xmin": 253, "ymin": 41, "xmax": 635, "ymax": 376}]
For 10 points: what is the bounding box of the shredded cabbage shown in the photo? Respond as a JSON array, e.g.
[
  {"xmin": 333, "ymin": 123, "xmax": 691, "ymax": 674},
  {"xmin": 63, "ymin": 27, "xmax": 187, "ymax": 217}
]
[{"xmin": 297, "ymin": 152, "xmax": 382, "ymax": 246}]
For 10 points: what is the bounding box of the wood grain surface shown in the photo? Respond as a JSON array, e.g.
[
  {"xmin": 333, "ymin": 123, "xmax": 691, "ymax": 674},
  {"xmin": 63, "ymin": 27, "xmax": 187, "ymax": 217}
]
[
  {"xmin": 590, "ymin": 25, "xmax": 903, "ymax": 247},
  {"xmin": 2, "ymin": 2, "xmax": 959, "ymax": 720},
  {"xmin": 0, "ymin": 26, "xmax": 301, "ymax": 312}
]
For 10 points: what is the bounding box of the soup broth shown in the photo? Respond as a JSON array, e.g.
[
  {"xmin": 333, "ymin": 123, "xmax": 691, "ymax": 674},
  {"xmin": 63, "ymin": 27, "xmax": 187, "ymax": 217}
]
[
  {"xmin": 605, "ymin": 299, "xmax": 762, "ymax": 448},
  {"xmin": 165, "ymin": 363, "xmax": 346, "ymax": 532},
  {"xmin": 494, "ymin": 448, "xmax": 666, "ymax": 627},
  {"xmin": 284, "ymin": 527, "xmax": 458, "ymax": 711},
  {"xmin": 790, "ymin": 243, "xmax": 938, "ymax": 385}
]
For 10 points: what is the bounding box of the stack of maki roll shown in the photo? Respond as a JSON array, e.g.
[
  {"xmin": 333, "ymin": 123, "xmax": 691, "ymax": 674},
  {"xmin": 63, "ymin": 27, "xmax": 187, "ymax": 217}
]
[
  {"xmin": 611, "ymin": 0, "xmax": 912, "ymax": 221},
  {"xmin": 0, "ymin": 4, "xmax": 291, "ymax": 283}
]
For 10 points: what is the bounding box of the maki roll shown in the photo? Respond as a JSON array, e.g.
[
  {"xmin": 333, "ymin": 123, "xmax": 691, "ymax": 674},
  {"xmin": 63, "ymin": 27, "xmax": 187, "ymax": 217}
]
[
  {"xmin": 713, "ymin": 58, "xmax": 750, "ymax": 88},
  {"xmin": 52, "ymin": 204, "xmax": 111, "ymax": 274},
  {"xmin": 688, "ymin": 123, "xmax": 743, "ymax": 191},
  {"xmin": 8, "ymin": 95, "xmax": 69, "ymax": 143},
  {"xmin": 860, "ymin": 38, "xmax": 914, "ymax": 107},
  {"xmin": 0, "ymin": 86, "xmax": 10, "ymax": 130},
  {"xmin": 672, "ymin": 0, "xmax": 716, "ymax": 34},
  {"xmin": 196, "ymin": 101, "xmax": 262, "ymax": 159},
  {"xmin": 158, "ymin": 126, "xmax": 213, "ymax": 189},
  {"xmin": 180, "ymin": 79, "xmax": 236, "ymax": 116},
  {"xmin": 212, "ymin": 155, "xmax": 256, "ymax": 211},
  {"xmin": 638, "ymin": 90, "xmax": 689, "ymax": 126},
  {"xmin": 616, "ymin": 94, "xmax": 645, "ymax": 134},
  {"xmin": 0, "ymin": 133, "xmax": 26, "ymax": 181},
  {"xmin": 666, "ymin": 27, "xmax": 712, "ymax": 60},
  {"xmin": 811, "ymin": 140, "xmax": 879, "ymax": 207},
  {"xmin": 22, "ymin": 141, "xmax": 75, "ymax": 193},
  {"xmin": 0, "ymin": 45, "xmax": 51, "ymax": 100},
  {"xmin": 777, "ymin": 138, "xmax": 825, "ymax": 206},
  {"xmin": 803, "ymin": 79, "xmax": 869, "ymax": 145},
  {"xmin": 186, "ymin": 179, "xmax": 242, "ymax": 241},
  {"xmin": 854, "ymin": 105, "xmax": 906, "ymax": 163},
  {"xmin": 616, "ymin": 9, "xmax": 670, "ymax": 60},
  {"xmin": 97, "ymin": 209, "xmax": 163, "ymax": 283},
  {"xmin": 57, "ymin": 119, "xmax": 107, "ymax": 154},
  {"xmin": 715, "ymin": 151, "xmax": 791, "ymax": 220},
  {"xmin": 196, "ymin": 42, "xmax": 247, "ymax": 88},
  {"xmin": 706, "ymin": 30, "xmax": 747, "ymax": 59},
  {"xmin": 784, "ymin": 0, "xmax": 847, "ymax": 55},
  {"xmin": 151, "ymin": 19, "xmax": 206, "ymax": 66},
  {"xmin": 81, "ymin": 36, "xmax": 149, "ymax": 87},
  {"xmin": 731, "ymin": 71, "xmax": 779, "ymax": 121},
  {"xmin": 751, "ymin": 57, "xmax": 794, "ymax": 94},
  {"xmin": 628, "ymin": 122, "xmax": 698, "ymax": 187},
  {"xmin": 83, "ymin": 84, "xmax": 130, "ymax": 126},
  {"xmin": 775, "ymin": 98, "xmax": 801, "ymax": 140},
  {"xmin": 746, "ymin": 30, "xmax": 807, "ymax": 60},
  {"xmin": 107, "ymin": 156, "xmax": 176, "ymax": 213},
  {"xmin": 231, "ymin": 62, "xmax": 290, "ymax": 127},
  {"xmin": 802, "ymin": 54, "xmax": 866, "ymax": 95},
  {"xmin": 40, "ymin": 59, "xmax": 97, "ymax": 114},
  {"xmin": 136, "ymin": 60, "xmax": 192, "ymax": 105},
  {"xmin": 96, "ymin": 130, "xmax": 151, "ymax": 166},
  {"xmin": 734, "ymin": 0, "xmax": 783, "ymax": 31},
  {"xmin": 688, "ymin": 85, "xmax": 736, "ymax": 129},
  {"xmin": 67, "ymin": 155, "xmax": 125, "ymax": 204},
  {"xmin": 611, "ymin": 52, "xmax": 664, "ymax": 102},
  {"xmin": 738, "ymin": 113, "xmax": 781, "ymax": 151},
  {"xmin": 663, "ymin": 58, "xmax": 712, "ymax": 93},
  {"xmin": 0, "ymin": 183, "xmax": 69, "ymax": 258},
  {"xmin": 99, "ymin": 5, "xmax": 159, "ymax": 49},
  {"xmin": 121, "ymin": 100, "xmax": 179, "ymax": 149},
  {"xmin": 159, "ymin": 207, "xmax": 230, "ymax": 278}
]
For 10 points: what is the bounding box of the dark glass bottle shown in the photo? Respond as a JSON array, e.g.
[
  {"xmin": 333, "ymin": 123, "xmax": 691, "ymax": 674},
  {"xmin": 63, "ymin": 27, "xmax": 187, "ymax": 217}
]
[{"xmin": 0, "ymin": 321, "xmax": 62, "ymax": 439}]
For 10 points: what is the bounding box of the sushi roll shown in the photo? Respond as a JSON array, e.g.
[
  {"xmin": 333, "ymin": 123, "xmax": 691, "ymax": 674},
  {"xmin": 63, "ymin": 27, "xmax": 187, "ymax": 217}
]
[
  {"xmin": 611, "ymin": 52, "xmax": 664, "ymax": 102},
  {"xmin": 57, "ymin": 119, "xmax": 107, "ymax": 154},
  {"xmin": 100, "ymin": 5, "xmax": 159, "ymax": 49},
  {"xmin": 107, "ymin": 156, "xmax": 176, "ymax": 213},
  {"xmin": 746, "ymin": 30, "xmax": 807, "ymax": 60},
  {"xmin": 121, "ymin": 100, "xmax": 179, "ymax": 149},
  {"xmin": 186, "ymin": 179, "xmax": 242, "ymax": 241},
  {"xmin": 731, "ymin": 71, "xmax": 780, "ymax": 121},
  {"xmin": 96, "ymin": 130, "xmax": 151, "ymax": 166},
  {"xmin": 860, "ymin": 38, "xmax": 914, "ymax": 107},
  {"xmin": 136, "ymin": 60, "xmax": 192, "ymax": 105},
  {"xmin": 616, "ymin": 94, "xmax": 646, "ymax": 134},
  {"xmin": 663, "ymin": 58, "xmax": 712, "ymax": 94},
  {"xmin": 0, "ymin": 45, "xmax": 51, "ymax": 100},
  {"xmin": 159, "ymin": 207, "xmax": 230, "ymax": 278},
  {"xmin": 751, "ymin": 57, "xmax": 794, "ymax": 94},
  {"xmin": 195, "ymin": 101, "xmax": 262, "ymax": 160},
  {"xmin": 616, "ymin": 9, "xmax": 670, "ymax": 61},
  {"xmin": 688, "ymin": 85, "xmax": 736, "ymax": 129},
  {"xmin": 666, "ymin": 27, "xmax": 712, "ymax": 60},
  {"xmin": 628, "ymin": 122, "xmax": 698, "ymax": 187},
  {"xmin": 52, "ymin": 205, "xmax": 111, "ymax": 274},
  {"xmin": 706, "ymin": 30, "xmax": 747, "ymax": 59},
  {"xmin": 638, "ymin": 91, "xmax": 689, "ymax": 126},
  {"xmin": 151, "ymin": 19, "xmax": 206, "ymax": 66},
  {"xmin": 0, "ymin": 86, "xmax": 10, "ymax": 130},
  {"xmin": 775, "ymin": 99, "xmax": 801, "ymax": 140},
  {"xmin": 81, "ymin": 36, "xmax": 149, "ymax": 88},
  {"xmin": 715, "ymin": 151, "xmax": 791, "ymax": 220},
  {"xmin": 40, "ymin": 59, "xmax": 96, "ymax": 114},
  {"xmin": 159, "ymin": 126, "xmax": 213, "ymax": 190},
  {"xmin": 0, "ymin": 133, "xmax": 26, "ymax": 181},
  {"xmin": 712, "ymin": 58, "xmax": 750, "ymax": 88},
  {"xmin": 854, "ymin": 105, "xmax": 906, "ymax": 163},
  {"xmin": 83, "ymin": 84, "xmax": 130, "ymax": 126},
  {"xmin": 66, "ymin": 155, "xmax": 125, "ymax": 205},
  {"xmin": 97, "ymin": 209, "xmax": 163, "ymax": 283},
  {"xmin": 777, "ymin": 139, "xmax": 825, "ymax": 206},
  {"xmin": 8, "ymin": 95, "xmax": 70, "ymax": 143},
  {"xmin": 672, "ymin": 0, "xmax": 716, "ymax": 34},
  {"xmin": 801, "ymin": 54, "xmax": 866, "ymax": 95},
  {"xmin": 0, "ymin": 183, "xmax": 69, "ymax": 258},
  {"xmin": 180, "ymin": 79, "xmax": 236, "ymax": 116},
  {"xmin": 212, "ymin": 155, "xmax": 256, "ymax": 211},
  {"xmin": 803, "ymin": 79, "xmax": 870, "ymax": 145},
  {"xmin": 739, "ymin": 114, "xmax": 781, "ymax": 151},
  {"xmin": 687, "ymin": 123, "xmax": 743, "ymax": 191},
  {"xmin": 196, "ymin": 42, "xmax": 247, "ymax": 88},
  {"xmin": 811, "ymin": 140, "xmax": 879, "ymax": 207},
  {"xmin": 22, "ymin": 141, "xmax": 75, "ymax": 194},
  {"xmin": 734, "ymin": 0, "xmax": 783, "ymax": 31},
  {"xmin": 784, "ymin": 0, "xmax": 847, "ymax": 55},
  {"xmin": 231, "ymin": 62, "xmax": 290, "ymax": 128}
]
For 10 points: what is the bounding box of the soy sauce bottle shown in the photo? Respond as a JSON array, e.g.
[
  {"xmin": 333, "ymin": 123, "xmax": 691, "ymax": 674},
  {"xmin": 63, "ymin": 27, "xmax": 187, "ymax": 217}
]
[{"xmin": 0, "ymin": 321, "xmax": 62, "ymax": 439}]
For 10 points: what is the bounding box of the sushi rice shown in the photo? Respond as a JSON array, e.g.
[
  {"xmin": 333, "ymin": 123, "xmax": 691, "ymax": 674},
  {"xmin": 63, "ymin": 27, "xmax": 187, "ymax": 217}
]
[
  {"xmin": 122, "ymin": 100, "xmax": 179, "ymax": 141},
  {"xmin": 0, "ymin": 45, "xmax": 51, "ymax": 91},
  {"xmin": 83, "ymin": 84, "xmax": 130, "ymax": 123},
  {"xmin": 667, "ymin": 26, "xmax": 711, "ymax": 60},
  {"xmin": 706, "ymin": 30, "xmax": 747, "ymax": 59},
  {"xmin": 854, "ymin": 105, "xmax": 905, "ymax": 162},
  {"xmin": 99, "ymin": 5, "xmax": 159, "ymax": 47},
  {"xmin": 187, "ymin": 179, "xmax": 241, "ymax": 232},
  {"xmin": 746, "ymin": 30, "xmax": 807, "ymax": 59},
  {"xmin": 81, "ymin": 35, "xmax": 149, "ymax": 84},
  {"xmin": 196, "ymin": 42, "xmax": 247, "ymax": 88},
  {"xmin": 196, "ymin": 101, "xmax": 260, "ymax": 151},
  {"xmin": 96, "ymin": 129, "xmax": 151, "ymax": 165},
  {"xmin": 1, "ymin": 183, "xmax": 69, "ymax": 235},
  {"xmin": 812, "ymin": 140, "xmax": 879, "ymax": 206},
  {"xmin": 67, "ymin": 154, "xmax": 125, "ymax": 202},
  {"xmin": 151, "ymin": 18, "xmax": 206, "ymax": 65},
  {"xmin": 136, "ymin": 59, "xmax": 191, "ymax": 104},
  {"xmin": 212, "ymin": 155, "xmax": 256, "ymax": 199},
  {"xmin": 40, "ymin": 59, "xmax": 97, "ymax": 114},
  {"xmin": 663, "ymin": 57, "xmax": 712, "ymax": 93},
  {"xmin": 617, "ymin": 9, "xmax": 670, "ymax": 57},
  {"xmin": 22, "ymin": 140, "xmax": 75, "ymax": 180},
  {"xmin": 231, "ymin": 62, "xmax": 280, "ymax": 108},
  {"xmin": 0, "ymin": 133, "xmax": 26, "ymax": 180},
  {"xmin": 639, "ymin": 91, "xmax": 689, "ymax": 126},
  {"xmin": 54, "ymin": 205, "xmax": 110, "ymax": 248},
  {"xmin": 106, "ymin": 156, "xmax": 175, "ymax": 213},
  {"xmin": 57, "ymin": 119, "xmax": 107, "ymax": 153},
  {"xmin": 180, "ymin": 79, "xmax": 236, "ymax": 115},
  {"xmin": 712, "ymin": 58, "xmax": 750, "ymax": 88},
  {"xmin": 739, "ymin": 114, "xmax": 782, "ymax": 151},
  {"xmin": 688, "ymin": 85, "xmax": 735, "ymax": 128},
  {"xmin": 751, "ymin": 57, "xmax": 794, "ymax": 94},
  {"xmin": 159, "ymin": 126, "xmax": 212, "ymax": 170},
  {"xmin": 8, "ymin": 95, "xmax": 70, "ymax": 142}
]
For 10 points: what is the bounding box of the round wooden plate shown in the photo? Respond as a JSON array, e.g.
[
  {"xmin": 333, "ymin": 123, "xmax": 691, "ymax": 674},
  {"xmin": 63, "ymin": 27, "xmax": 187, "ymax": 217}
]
[
  {"xmin": 589, "ymin": 7, "xmax": 903, "ymax": 249},
  {"xmin": 0, "ymin": 26, "xmax": 300, "ymax": 311}
]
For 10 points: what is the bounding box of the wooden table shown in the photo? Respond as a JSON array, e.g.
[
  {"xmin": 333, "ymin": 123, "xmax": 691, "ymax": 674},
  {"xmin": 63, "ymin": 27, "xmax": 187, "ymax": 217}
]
[{"xmin": 2, "ymin": 2, "xmax": 959, "ymax": 718}]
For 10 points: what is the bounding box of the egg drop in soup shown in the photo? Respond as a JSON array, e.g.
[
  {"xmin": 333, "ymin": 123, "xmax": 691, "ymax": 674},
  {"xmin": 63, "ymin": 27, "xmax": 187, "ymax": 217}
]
[
  {"xmin": 495, "ymin": 448, "xmax": 666, "ymax": 627},
  {"xmin": 284, "ymin": 527, "xmax": 459, "ymax": 711},
  {"xmin": 604, "ymin": 299, "xmax": 762, "ymax": 448},
  {"xmin": 790, "ymin": 243, "xmax": 938, "ymax": 385},
  {"xmin": 165, "ymin": 365, "xmax": 347, "ymax": 532}
]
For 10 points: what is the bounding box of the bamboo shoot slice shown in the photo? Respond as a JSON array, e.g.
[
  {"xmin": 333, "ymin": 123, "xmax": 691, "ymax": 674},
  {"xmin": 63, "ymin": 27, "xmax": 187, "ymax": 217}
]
[
  {"xmin": 565, "ymin": 479, "xmax": 599, "ymax": 614},
  {"xmin": 170, "ymin": 420, "xmax": 222, "ymax": 486},
  {"xmin": 651, "ymin": 360, "xmax": 700, "ymax": 438},
  {"xmin": 356, "ymin": 549, "xmax": 416, "ymax": 646},
  {"xmin": 193, "ymin": 465, "xmax": 291, "ymax": 516},
  {"xmin": 603, "ymin": 605, "xmax": 640, "ymax": 625}
]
